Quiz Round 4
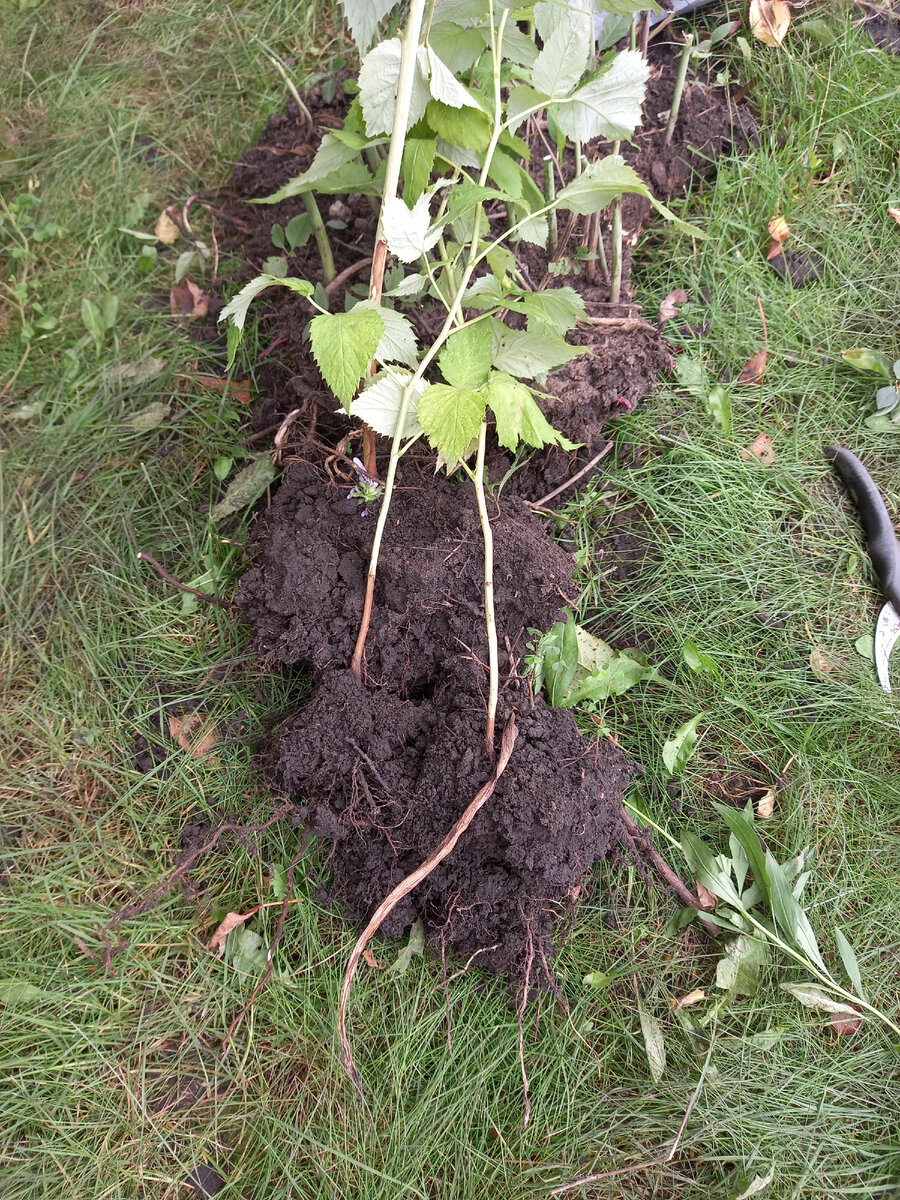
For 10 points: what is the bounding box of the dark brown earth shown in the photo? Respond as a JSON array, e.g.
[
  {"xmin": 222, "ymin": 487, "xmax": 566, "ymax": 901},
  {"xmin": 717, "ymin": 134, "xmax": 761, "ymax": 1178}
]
[
  {"xmin": 860, "ymin": 0, "xmax": 900, "ymax": 53},
  {"xmin": 209, "ymin": 32, "xmax": 755, "ymax": 979}
]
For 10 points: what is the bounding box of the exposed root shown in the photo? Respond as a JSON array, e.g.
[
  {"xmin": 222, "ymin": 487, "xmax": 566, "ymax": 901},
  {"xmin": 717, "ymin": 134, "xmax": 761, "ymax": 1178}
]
[
  {"xmin": 620, "ymin": 807, "xmax": 718, "ymax": 937},
  {"xmin": 137, "ymin": 552, "xmax": 233, "ymax": 610},
  {"xmin": 338, "ymin": 718, "xmax": 518, "ymax": 1091}
]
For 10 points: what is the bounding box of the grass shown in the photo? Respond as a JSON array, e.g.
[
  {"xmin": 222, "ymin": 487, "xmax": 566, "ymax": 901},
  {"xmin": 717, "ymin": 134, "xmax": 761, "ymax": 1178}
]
[{"xmin": 2, "ymin": 2, "xmax": 900, "ymax": 1197}]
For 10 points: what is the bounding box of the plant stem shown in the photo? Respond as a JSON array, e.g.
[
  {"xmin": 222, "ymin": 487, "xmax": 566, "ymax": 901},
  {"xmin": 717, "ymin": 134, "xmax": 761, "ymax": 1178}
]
[
  {"xmin": 301, "ymin": 193, "xmax": 335, "ymax": 283},
  {"xmin": 349, "ymin": 0, "xmax": 430, "ymax": 670},
  {"xmin": 664, "ymin": 35, "xmax": 693, "ymax": 147},
  {"xmin": 610, "ymin": 188, "xmax": 623, "ymax": 305},
  {"xmin": 473, "ymin": 420, "xmax": 498, "ymax": 758},
  {"xmin": 543, "ymin": 156, "xmax": 558, "ymax": 256}
]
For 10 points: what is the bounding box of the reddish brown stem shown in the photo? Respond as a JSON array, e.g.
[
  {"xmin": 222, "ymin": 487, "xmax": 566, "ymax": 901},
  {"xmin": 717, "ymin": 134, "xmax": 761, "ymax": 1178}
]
[{"xmin": 351, "ymin": 573, "xmax": 375, "ymax": 678}]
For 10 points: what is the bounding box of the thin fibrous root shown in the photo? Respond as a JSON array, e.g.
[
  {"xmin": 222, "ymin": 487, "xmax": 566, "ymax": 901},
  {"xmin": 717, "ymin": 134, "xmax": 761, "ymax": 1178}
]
[{"xmin": 338, "ymin": 718, "xmax": 518, "ymax": 1091}]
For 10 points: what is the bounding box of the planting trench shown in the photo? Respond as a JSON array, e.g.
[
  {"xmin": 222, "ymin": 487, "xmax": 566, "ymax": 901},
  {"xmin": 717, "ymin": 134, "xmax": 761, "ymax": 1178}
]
[{"xmin": 210, "ymin": 41, "xmax": 756, "ymax": 984}]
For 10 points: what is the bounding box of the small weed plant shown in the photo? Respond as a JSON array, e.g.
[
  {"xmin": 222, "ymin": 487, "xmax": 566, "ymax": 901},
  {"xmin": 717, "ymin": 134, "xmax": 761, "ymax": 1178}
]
[{"xmin": 221, "ymin": 0, "xmax": 696, "ymax": 755}]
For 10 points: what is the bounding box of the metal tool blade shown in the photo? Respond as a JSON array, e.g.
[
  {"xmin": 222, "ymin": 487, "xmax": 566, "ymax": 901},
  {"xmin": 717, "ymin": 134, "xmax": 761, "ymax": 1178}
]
[{"xmin": 875, "ymin": 602, "xmax": 900, "ymax": 692}]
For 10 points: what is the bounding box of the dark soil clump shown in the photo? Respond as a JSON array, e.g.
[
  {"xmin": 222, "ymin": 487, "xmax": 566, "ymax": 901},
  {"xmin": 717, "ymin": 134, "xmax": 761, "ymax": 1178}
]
[{"xmin": 276, "ymin": 667, "xmax": 631, "ymax": 976}]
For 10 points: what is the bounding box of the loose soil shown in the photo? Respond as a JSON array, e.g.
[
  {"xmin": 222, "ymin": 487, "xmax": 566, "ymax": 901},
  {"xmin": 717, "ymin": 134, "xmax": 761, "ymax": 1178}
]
[{"xmin": 208, "ymin": 33, "xmax": 755, "ymax": 981}]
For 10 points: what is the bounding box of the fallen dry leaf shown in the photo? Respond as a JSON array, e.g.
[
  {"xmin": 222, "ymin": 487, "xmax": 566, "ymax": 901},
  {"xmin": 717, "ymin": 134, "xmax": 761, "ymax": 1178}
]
[
  {"xmin": 808, "ymin": 647, "xmax": 839, "ymax": 681},
  {"xmin": 170, "ymin": 279, "xmax": 209, "ymax": 323},
  {"xmin": 208, "ymin": 911, "xmax": 254, "ymax": 957},
  {"xmin": 757, "ymin": 788, "xmax": 776, "ymax": 818},
  {"xmin": 168, "ymin": 712, "xmax": 218, "ymax": 760},
  {"xmin": 155, "ymin": 206, "xmax": 181, "ymax": 245},
  {"xmin": 749, "ymin": 0, "xmax": 791, "ymax": 46},
  {"xmin": 185, "ymin": 373, "xmax": 253, "ymax": 405},
  {"xmin": 363, "ymin": 948, "xmax": 382, "ymax": 969},
  {"xmin": 830, "ymin": 1011, "xmax": 862, "ymax": 1036},
  {"xmin": 766, "ymin": 213, "xmax": 790, "ymax": 260},
  {"xmin": 696, "ymin": 881, "xmax": 717, "ymax": 911},
  {"xmin": 888, "ymin": 207, "xmax": 900, "ymax": 226},
  {"xmin": 740, "ymin": 433, "xmax": 776, "ymax": 464},
  {"xmin": 739, "ymin": 349, "xmax": 768, "ymax": 384},
  {"xmin": 672, "ymin": 988, "xmax": 706, "ymax": 1009},
  {"xmin": 659, "ymin": 289, "xmax": 689, "ymax": 325}
]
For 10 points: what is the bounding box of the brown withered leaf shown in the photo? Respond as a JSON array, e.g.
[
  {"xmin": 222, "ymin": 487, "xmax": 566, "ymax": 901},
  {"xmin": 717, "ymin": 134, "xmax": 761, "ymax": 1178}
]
[
  {"xmin": 740, "ymin": 433, "xmax": 776, "ymax": 465},
  {"xmin": 757, "ymin": 788, "xmax": 776, "ymax": 818},
  {"xmin": 830, "ymin": 1011, "xmax": 862, "ymax": 1036},
  {"xmin": 766, "ymin": 213, "xmax": 790, "ymax": 260},
  {"xmin": 749, "ymin": 0, "xmax": 791, "ymax": 46},
  {"xmin": 888, "ymin": 208, "xmax": 900, "ymax": 226},
  {"xmin": 696, "ymin": 881, "xmax": 717, "ymax": 911},
  {"xmin": 185, "ymin": 373, "xmax": 253, "ymax": 405},
  {"xmin": 170, "ymin": 279, "xmax": 209, "ymax": 323},
  {"xmin": 363, "ymin": 948, "xmax": 382, "ymax": 969},
  {"xmin": 739, "ymin": 349, "xmax": 768, "ymax": 384},
  {"xmin": 208, "ymin": 911, "xmax": 254, "ymax": 957},
  {"xmin": 659, "ymin": 288, "xmax": 689, "ymax": 325},
  {"xmin": 808, "ymin": 647, "xmax": 839, "ymax": 681},
  {"xmin": 155, "ymin": 206, "xmax": 180, "ymax": 245},
  {"xmin": 168, "ymin": 712, "xmax": 218, "ymax": 760}
]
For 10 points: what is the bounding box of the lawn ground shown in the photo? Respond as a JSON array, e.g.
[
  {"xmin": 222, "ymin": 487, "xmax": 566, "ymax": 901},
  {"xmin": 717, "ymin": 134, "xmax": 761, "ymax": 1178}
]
[{"xmin": 1, "ymin": 2, "xmax": 899, "ymax": 1197}]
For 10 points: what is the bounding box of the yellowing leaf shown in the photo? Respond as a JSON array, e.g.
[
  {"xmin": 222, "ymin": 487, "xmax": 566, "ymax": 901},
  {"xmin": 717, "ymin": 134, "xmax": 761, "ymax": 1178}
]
[
  {"xmin": 749, "ymin": 0, "xmax": 791, "ymax": 47},
  {"xmin": 766, "ymin": 213, "xmax": 790, "ymax": 260},
  {"xmin": 672, "ymin": 988, "xmax": 706, "ymax": 1009},
  {"xmin": 154, "ymin": 206, "xmax": 180, "ymax": 245}
]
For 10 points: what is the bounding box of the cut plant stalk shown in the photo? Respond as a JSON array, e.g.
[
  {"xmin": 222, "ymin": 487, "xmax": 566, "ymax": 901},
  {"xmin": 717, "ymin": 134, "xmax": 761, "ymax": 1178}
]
[
  {"xmin": 543, "ymin": 156, "xmax": 558, "ymax": 257},
  {"xmin": 472, "ymin": 420, "xmax": 498, "ymax": 759},
  {"xmin": 664, "ymin": 34, "xmax": 694, "ymax": 147}
]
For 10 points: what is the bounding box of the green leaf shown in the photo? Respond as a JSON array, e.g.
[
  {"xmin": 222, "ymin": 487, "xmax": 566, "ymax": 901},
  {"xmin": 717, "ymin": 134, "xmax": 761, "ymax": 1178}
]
[
  {"xmin": 418, "ymin": 382, "xmax": 487, "ymax": 464},
  {"xmin": 551, "ymin": 50, "xmax": 650, "ymax": 143},
  {"xmin": 765, "ymin": 851, "xmax": 828, "ymax": 974},
  {"xmin": 269, "ymin": 862, "xmax": 288, "ymax": 901},
  {"xmin": 261, "ymin": 255, "xmax": 289, "ymax": 278},
  {"xmin": 386, "ymin": 917, "xmax": 426, "ymax": 975},
  {"xmin": 715, "ymin": 934, "xmax": 768, "ymax": 996},
  {"xmin": 485, "ymin": 149, "xmax": 525, "ymax": 201},
  {"xmin": 842, "ymin": 347, "xmax": 894, "ymax": 380},
  {"xmin": 682, "ymin": 639, "xmax": 718, "ymax": 674},
  {"xmin": 359, "ymin": 38, "xmax": 430, "ymax": 136},
  {"xmin": 352, "ymin": 300, "xmax": 418, "ymax": 367},
  {"xmin": 834, "ymin": 927, "xmax": 866, "ymax": 999},
  {"xmin": 226, "ymin": 924, "xmax": 269, "ymax": 975},
  {"xmin": 309, "ymin": 308, "xmax": 385, "ymax": 406},
  {"xmin": 175, "ymin": 249, "xmax": 196, "ymax": 284},
  {"xmin": 0, "ymin": 980, "xmax": 45, "ymax": 1007},
  {"xmin": 487, "ymin": 372, "xmax": 576, "ymax": 452},
  {"xmin": 257, "ymin": 133, "xmax": 365, "ymax": 203},
  {"xmin": 439, "ymin": 183, "xmax": 508, "ymax": 229},
  {"xmin": 519, "ymin": 287, "xmax": 586, "ymax": 337},
  {"xmin": 81, "ymin": 297, "xmax": 105, "ymax": 347},
  {"xmin": 425, "ymin": 99, "xmax": 491, "ymax": 153},
  {"xmin": 531, "ymin": 8, "xmax": 592, "ymax": 98},
  {"xmin": 439, "ymin": 321, "xmax": 493, "ymax": 388},
  {"xmin": 350, "ymin": 372, "xmax": 427, "ymax": 439},
  {"xmin": 491, "ymin": 327, "xmax": 583, "ymax": 379},
  {"xmin": 637, "ymin": 1004, "xmax": 666, "ymax": 1083},
  {"xmin": 731, "ymin": 1169, "xmax": 776, "ymax": 1200},
  {"xmin": 675, "ymin": 354, "xmax": 708, "ymax": 398},
  {"xmin": 706, "ymin": 384, "xmax": 732, "ymax": 434},
  {"xmin": 427, "ymin": 22, "xmax": 486, "ymax": 73},
  {"xmin": 210, "ymin": 455, "xmax": 278, "ymax": 521},
  {"xmin": 662, "ymin": 713, "xmax": 704, "ymax": 774},
  {"xmin": 382, "ymin": 193, "xmax": 444, "ymax": 263},
  {"xmin": 583, "ymin": 970, "xmax": 612, "ymax": 989},
  {"xmin": 338, "ymin": 0, "xmax": 400, "ymax": 52},
  {"xmin": 284, "ymin": 212, "xmax": 313, "ymax": 249},
  {"xmin": 680, "ymin": 830, "xmax": 742, "ymax": 907},
  {"xmin": 713, "ymin": 805, "xmax": 769, "ymax": 900},
  {"xmin": 385, "ymin": 271, "xmax": 427, "ymax": 298},
  {"xmin": 779, "ymin": 981, "xmax": 860, "ymax": 1017},
  {"xmin": 401, "ymin": 135, "xmax": 437, "ymax": 205},
  {"xmin": 213, "ymin": 456, "xmax": 233, "ymax": 482},
  {"xmin": 418, "ymin": 45, "xmax": 483, "ymax": 111},
  {"xmin": 219, "ymin": 274, "xmax": 313, "ymax": 335},
  {"xmin": 556, "ymin": 153, "xmax": 651, "ymax": 215}
]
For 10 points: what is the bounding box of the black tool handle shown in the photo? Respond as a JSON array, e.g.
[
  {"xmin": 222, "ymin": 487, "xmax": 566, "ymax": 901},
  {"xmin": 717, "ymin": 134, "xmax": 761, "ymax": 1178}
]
[{"xmin": 825, "ymin": 445, "xmax": 900, "ymax": 611}]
